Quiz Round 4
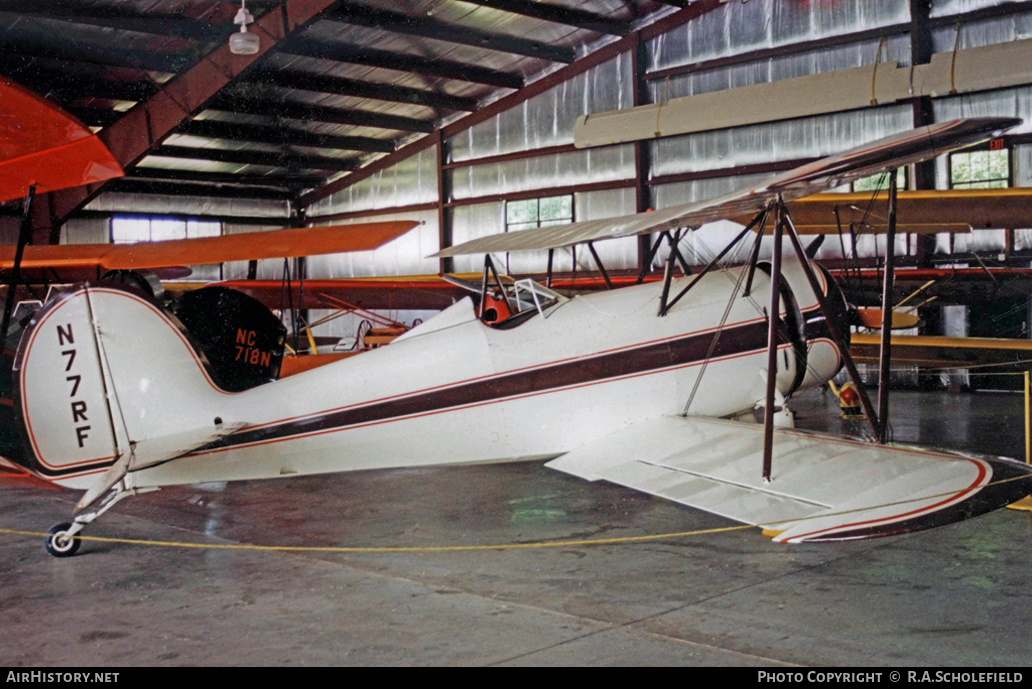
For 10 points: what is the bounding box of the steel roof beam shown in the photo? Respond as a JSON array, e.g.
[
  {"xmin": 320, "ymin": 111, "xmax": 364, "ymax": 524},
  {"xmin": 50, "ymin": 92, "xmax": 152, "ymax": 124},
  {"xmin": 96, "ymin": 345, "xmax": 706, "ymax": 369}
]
[
  {"xmin": 0, "ymin": 65, "xmax": 160, "ymax": 103},
  {"xmin": 67, "ymin": 107, "xmax": 124, "ymax": 129},
  {"xmin": 0, "ymin": 3, "xmax": 233, "ymax": 41},
  {"xmin": 71, "ymin": 209, "xmax": 290, "ymax": 227},
  {"xmin": 280, "ymin": 37, "xmax": 524, "ymax": 89},
  {"xmin": 152, "ymin": 146, "xmax": 357, "ymax": 173},
  {"xmin": 126, "ymin": 168, "xmax": 324, "ymax": 191},
  {"xmin": 104, "ymin": 179, "xmax": 297, "ymax": 202},
  {"xmin": 105, "ymin": 177, "xmax": 297, "ymax": 202},
  {"xmin": 323, "ymin": 3, "xmax": 576, "ymax": 63},
  {"xmin": 460, "ymin": 0, "xmax": 631, "ymax": 36},
  {"xmin": 205, "ymin": 95, "xmax": 436, "ymax": 133},
  {"xmin": 246, "ymin": 68, "xmax": 478, "ymax": 111},
  {"xmin": 0, "ymin": 32, "xmax": 193, "ymax": 73},
  {"xmin": 35, "ymin": 0, "xmax": 346, "ymax": 239},
  {"xmin": 178, "ymin": 120, "xmax": 395, "ymax": 153},
  {"xmin": 302, "ymin": 0, "xmax": 725, "ymax": 207}
]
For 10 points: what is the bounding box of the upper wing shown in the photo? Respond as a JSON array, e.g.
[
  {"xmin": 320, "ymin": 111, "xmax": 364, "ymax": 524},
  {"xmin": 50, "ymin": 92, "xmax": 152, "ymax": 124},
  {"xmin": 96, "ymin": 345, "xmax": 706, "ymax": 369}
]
[
  {"xmin": 435, "ymin": 118, "xmax": 1019, "ymax": 258},
  {"xmin": 546, "ymin": 415, "xmax": 1032, "ymax": 543},
  {"xmin": 0, "ymin": 76, "xmax": 122, "ymax": 202},
  {"xmin": 0, "ymin": 221, "xmax": 420, "ymax": 272}
]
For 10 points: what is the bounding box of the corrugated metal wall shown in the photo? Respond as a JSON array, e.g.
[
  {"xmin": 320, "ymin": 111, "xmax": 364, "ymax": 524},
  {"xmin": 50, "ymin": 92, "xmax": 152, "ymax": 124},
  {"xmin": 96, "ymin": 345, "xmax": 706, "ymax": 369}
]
[
  {"xmin": 650, "ymin": 0, "xmax": 910, "ymax": 71},
  {"xmin": 309, "ymin": 0, "xmax": 1032, "ymax": 282},
  {"xmin": 298, "ymin": 0, "xmax": 1032, "ymax": 380},
  {"xmin": 450, "ymin": 55, "xmax": 633, "ymax": 161}
]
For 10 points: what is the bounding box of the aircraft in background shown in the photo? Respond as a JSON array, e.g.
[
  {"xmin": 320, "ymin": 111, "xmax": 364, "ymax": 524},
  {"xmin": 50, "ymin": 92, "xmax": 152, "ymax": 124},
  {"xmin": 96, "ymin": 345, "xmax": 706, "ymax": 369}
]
[
  {"xmin": 10, "ymin": 117, "xmax": 1032, "ymax": 557},
  {"xmin": 0, "ymin": 73, "xmax": 420, "ymax": 334},
  {"xmin": 196, "ymin": 183, "xmax": 1032, "ymax": 360},
  {"xmin": 0, "ymin": 76, "xmax": 426, "ymax": 480}
]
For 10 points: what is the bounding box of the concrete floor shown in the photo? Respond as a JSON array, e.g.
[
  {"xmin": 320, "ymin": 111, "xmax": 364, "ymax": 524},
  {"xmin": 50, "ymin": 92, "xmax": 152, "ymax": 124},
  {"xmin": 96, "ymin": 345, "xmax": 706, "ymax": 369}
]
[{"xmin": 2, "ymin": 387, "xmax": 1031, "ymax": 667}]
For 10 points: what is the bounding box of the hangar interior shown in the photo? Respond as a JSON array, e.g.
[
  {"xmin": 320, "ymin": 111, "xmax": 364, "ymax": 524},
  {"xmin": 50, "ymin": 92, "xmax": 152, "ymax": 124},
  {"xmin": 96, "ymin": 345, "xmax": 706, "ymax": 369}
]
[{"xmin": 5, "ymin": 0, "xmax": 1032, "ymax": 667}]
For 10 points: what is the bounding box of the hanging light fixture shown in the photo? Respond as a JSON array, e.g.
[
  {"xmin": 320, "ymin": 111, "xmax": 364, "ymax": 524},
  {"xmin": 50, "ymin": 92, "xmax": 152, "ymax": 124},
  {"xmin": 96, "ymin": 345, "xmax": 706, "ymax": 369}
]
[{"xmin": 229, "ymin": 0, "xmax": 259, "ymax": 55}]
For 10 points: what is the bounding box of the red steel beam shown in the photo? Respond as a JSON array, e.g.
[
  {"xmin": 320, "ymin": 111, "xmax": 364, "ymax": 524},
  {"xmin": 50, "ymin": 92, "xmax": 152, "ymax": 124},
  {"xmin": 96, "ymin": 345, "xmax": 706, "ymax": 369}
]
[
  {"xmin": 33, "ymin": 0, "xmax": 343, "ymax": 244},
  {"xmin": 300, "ymin": 0, "xmax": 725, "ymax": 208}
]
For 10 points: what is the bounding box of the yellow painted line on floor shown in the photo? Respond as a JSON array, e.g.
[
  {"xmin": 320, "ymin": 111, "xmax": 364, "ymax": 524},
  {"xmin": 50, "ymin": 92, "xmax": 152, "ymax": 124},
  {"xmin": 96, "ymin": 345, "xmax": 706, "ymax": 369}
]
[
  {"xmin": 4, "ymin": 476, "xmax": 1030, "ymax": 554},
  {"xmin": 0, "ymin": 524, "xmax": 755, "ymax": 553}
]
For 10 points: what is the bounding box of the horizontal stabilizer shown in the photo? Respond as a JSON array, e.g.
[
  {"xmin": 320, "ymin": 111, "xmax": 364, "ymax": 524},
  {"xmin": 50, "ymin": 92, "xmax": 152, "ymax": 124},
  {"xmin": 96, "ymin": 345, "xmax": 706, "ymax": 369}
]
[
  {"xmin": 0, "ymin": 456, "xmax": 61, "ymax": 491},
  {"xmin": 546, "ymin": 416, "xmax": 1032, "ymax": 543},
  {"xmin": 75, "ymin": 422, "xmax": 247, "ymax": 513}
]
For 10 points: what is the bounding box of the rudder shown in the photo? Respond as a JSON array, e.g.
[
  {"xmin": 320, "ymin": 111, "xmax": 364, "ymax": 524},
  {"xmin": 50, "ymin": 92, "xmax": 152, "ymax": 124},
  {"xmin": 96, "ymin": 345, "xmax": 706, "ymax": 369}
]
[{"xmin": 14, "ymin": 285, "xmax": 237, "ymax": 489}]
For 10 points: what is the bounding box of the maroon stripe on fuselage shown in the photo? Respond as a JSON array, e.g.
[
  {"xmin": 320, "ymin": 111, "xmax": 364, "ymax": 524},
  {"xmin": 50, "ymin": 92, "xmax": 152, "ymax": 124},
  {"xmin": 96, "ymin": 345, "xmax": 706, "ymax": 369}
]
[{"xmin": 198, "ymin": 312, "xmax": 804, "ymax": 454}]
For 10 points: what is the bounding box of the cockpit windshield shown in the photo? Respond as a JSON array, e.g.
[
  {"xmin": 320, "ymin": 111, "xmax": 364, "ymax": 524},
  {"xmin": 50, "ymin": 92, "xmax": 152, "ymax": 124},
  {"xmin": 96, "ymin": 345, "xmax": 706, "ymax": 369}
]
[{"xmin": 482, "ymin": 278, "xmax": 565, "ymax": 329}]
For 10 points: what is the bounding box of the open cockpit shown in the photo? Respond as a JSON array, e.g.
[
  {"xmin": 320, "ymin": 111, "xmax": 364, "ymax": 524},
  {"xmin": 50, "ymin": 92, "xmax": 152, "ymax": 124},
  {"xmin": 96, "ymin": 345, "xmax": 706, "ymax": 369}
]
[{"xmin": 442, "ymin": 256, "xmax": 566, "ymax": 329}]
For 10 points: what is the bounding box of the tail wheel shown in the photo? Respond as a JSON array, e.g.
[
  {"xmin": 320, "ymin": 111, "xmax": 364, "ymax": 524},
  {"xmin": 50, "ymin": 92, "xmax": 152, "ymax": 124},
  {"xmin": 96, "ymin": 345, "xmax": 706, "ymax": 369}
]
[{"xmin": 45, "ymin": 522, "xmax": 81, "ymax": 558}]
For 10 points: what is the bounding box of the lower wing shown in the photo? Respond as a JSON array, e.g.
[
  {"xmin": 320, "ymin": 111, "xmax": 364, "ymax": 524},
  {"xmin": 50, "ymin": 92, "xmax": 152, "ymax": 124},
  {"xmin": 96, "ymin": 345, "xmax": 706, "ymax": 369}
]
[{"xmin": 546, "ymin": 415, "xmax": 1032, "ymax": 543}]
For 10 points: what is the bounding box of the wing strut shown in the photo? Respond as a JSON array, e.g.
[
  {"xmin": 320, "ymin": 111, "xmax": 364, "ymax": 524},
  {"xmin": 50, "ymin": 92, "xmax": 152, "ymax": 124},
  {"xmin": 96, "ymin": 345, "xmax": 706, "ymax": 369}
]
[
  {"xmin": 780, "ymin": 201, "xmax": 882, "ymax": 438},
  {"xmin": 877, "ymin": 170, "xmax": 899, "ymax": 443},
  {"xmin": 742, "ymin": 209, "xmax": 771, "ymax": 298},
  {"xmin": 480, "ymin": 255, "xmax": 514, "ymax": 320},
  {"xmin": 659, "ymin": 210, "xmax": 767, "ymax": 317},
  {"xmin": 656, "ymin": 230, "xmax": 684, "ymax": 317},
  {"xmin": 761, "ymin": 200, "xmax": 786, "ymax": 481},
  {"xmin": 636, "ymin": 234, "xmax": 665, "ymax": 285},
  {"xmin": 585, "ymin": 242, "xmax": 613, "ymax": 289},
  {"xmin": 0, "ymin": 185, "xmax": 35, "ymax": 346},
  {"xmin": 761, "ymin": 196, "xmax": 887, "ymax": 480}
]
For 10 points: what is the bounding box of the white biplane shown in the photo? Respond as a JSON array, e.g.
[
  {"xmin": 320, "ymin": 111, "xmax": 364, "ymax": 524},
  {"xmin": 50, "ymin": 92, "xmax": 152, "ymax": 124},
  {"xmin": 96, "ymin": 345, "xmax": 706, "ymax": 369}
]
[{"xmin": 12, "ymin": 117, "xmax": 1032, "ymax": 556}]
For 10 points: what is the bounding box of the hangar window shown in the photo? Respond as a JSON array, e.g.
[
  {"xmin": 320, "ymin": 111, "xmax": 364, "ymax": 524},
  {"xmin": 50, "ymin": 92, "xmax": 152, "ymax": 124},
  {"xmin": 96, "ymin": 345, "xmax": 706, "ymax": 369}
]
[
  {"xmin": 111, "ymin": 215, "xmax": 221, "ymax": 244},
  {"xmin": 950, "ymin": 148, "xmax": 1010, "ymax": 189},
  {"xmin": 852, "ymin": 168, "xmax": 906, "ymax": 193},
  {"xmin": 111, "ymin": 215, "xmax": 223, "ymax": 281},
  {"xmin": 505, "ymin": 195, "xmax": 573, "ymax": 233}
]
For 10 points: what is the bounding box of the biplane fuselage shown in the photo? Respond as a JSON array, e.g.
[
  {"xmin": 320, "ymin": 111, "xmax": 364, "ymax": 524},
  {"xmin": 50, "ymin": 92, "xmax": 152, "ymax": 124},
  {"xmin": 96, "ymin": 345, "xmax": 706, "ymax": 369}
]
[
  {"xmin": 17, "ymin": 259, "xmax": 842, "ymax": 492},
  {"xmin": 14, "ymin": 116, "xmax": 1032, "ymax": 554}
]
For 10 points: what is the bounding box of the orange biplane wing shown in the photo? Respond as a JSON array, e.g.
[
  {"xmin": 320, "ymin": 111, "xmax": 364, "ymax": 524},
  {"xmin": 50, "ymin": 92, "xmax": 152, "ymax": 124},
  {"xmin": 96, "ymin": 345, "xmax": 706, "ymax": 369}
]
[
  {"xmin": 211, "ymin": 274, "xmax": 468, "ymax": 311},
  {"xmin": 0, "ymin": 76, "xmax": 123, "ymax": 202},
  {"xmin": 0, "ymin": 221, "xmax": 420, "ymax": 273}
]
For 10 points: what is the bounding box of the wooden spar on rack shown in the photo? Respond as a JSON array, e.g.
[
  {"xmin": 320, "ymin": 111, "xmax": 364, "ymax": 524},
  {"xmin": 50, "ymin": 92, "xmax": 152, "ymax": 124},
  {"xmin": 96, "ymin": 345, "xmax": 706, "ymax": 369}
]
[{"xmin": 877, "ymin": 170, "xmax": 899, "ymax": 444}]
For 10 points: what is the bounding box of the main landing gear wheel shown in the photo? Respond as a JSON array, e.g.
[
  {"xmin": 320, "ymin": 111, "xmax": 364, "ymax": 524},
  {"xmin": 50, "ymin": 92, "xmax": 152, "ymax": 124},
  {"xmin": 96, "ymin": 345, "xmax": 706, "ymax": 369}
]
[{"xmin": 45, "ymin": 523, "xmax": 81, "ymax": 558}]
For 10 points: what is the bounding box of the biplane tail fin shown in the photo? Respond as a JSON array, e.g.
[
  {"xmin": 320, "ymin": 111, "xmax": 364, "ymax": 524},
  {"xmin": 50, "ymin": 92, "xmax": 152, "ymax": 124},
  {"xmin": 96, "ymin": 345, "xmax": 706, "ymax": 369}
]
[{"xmin": 12, "ymin": 285, "xmax": 251, "ymax": 491}]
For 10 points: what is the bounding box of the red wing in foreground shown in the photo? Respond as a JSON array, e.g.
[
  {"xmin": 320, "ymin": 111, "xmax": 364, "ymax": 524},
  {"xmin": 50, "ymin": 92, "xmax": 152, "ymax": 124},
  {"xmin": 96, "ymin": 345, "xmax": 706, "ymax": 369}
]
[{"xmin": 0, "ymin": 76, "xmax": 122, "ymax": 202}]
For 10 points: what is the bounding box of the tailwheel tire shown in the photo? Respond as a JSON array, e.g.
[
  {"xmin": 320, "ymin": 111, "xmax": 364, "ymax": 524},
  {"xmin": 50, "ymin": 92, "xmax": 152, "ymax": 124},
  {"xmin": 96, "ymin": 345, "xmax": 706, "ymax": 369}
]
[{"xmin": 45, "ymin": 523, "xmax": 81, "ymax": 558}]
